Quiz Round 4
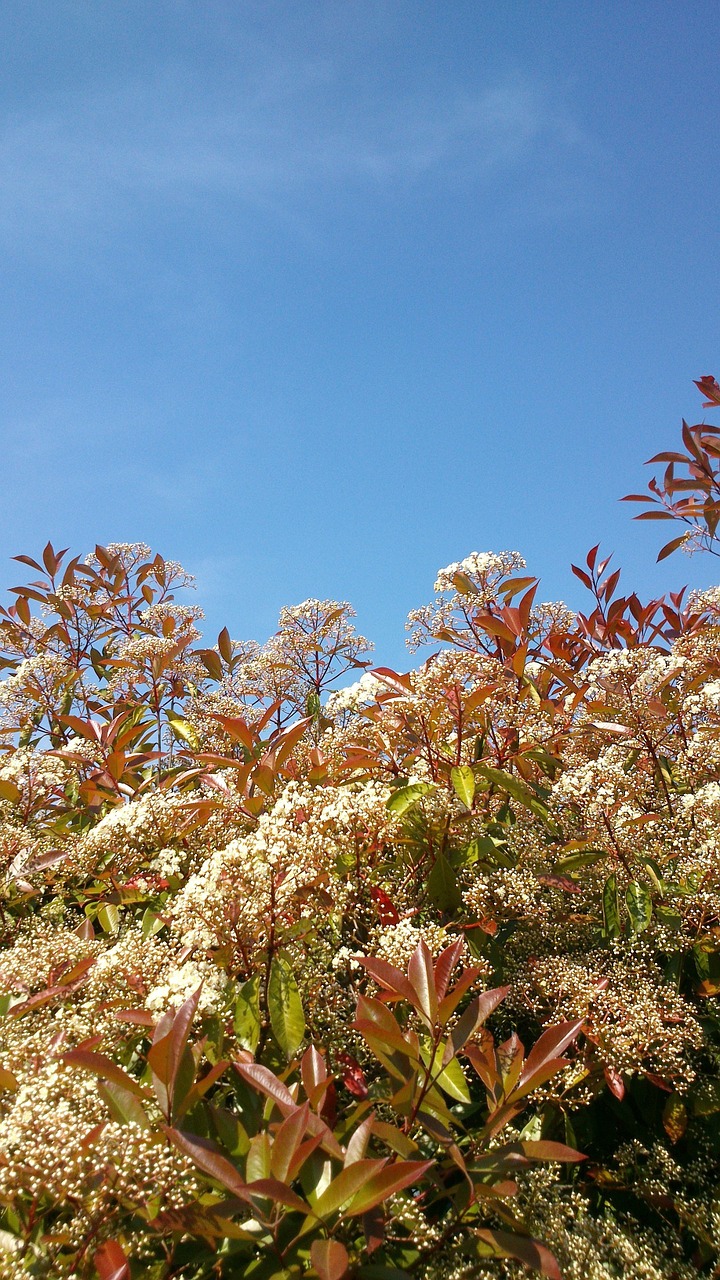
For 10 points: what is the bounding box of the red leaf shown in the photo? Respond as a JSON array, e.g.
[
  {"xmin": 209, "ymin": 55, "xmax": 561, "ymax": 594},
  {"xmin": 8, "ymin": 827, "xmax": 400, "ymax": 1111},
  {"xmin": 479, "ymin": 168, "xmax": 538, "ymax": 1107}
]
[
  {"xmin": 244, "ymin": 1177, "xmax": 308, "ymax": 1212},
  {"xmin": 62, "ymin": 1050, "xmax": 148, "ymax": 1099},
  {"xmin": 695, "ymin": 374, "xmax": 720, "ymax": 407},
  {"xmin": 345, "ymin": 1160, "xmax": 433, "ymax": 1215},
  {"xmin": 537, "ymin": 874, "xmax": 583, "ymax": 894},
  {"xmin": 519, "ymin": 1140, "xmax": 585, "ymax": 1162},
  {"xmin": 147, "ymin": 986, "xmax": 201, "ymax": 1119},
  {"xmin": 433, "ymin": 937, "xmax": 464, "ymax": 1001},
  {"xmin": 301, "ymin": 1044, "xmax": 329, "ymax": 1109},
  {"xmin": 217, "ymin": 626, "xmax": 233, "ymax": 663},
  {"xmin": 370, "ymin": 886, "xmax": 399, "ymax": 925},
  {"xmin": 166, "ymin": 1127, "xmax": 246, "ymax": 1197},
  {"xmin": 475, "ymin": 1228, "xmax": 561, "ymax": 1279},
  {"xmin": 657, "ymin": 534, "xmax": 689, "ymax": 562},
  {"xmin": 604, "ymin": 1065, "xmax": 625, "ymax": 1099},
  {"xmin": 407, "ymin": 939, "xmax": 437, "ymax": 1022},
  {"xmin": 233, "ymin": 1061, "xmax": 296, "ymax": 1114},
  {"xmin": 94, "ymin": 1239, "xmax": 130, "ymax": 1280},
  {"xmin": 519, "ymin": 1020, "xmax": 584, "ymax": 1092},
  {"xmin": 336, "ymin": 1052, "xmax": 368, "ymax": 1099},
  {"xmin": 356, "ymin": 955, "xmax": 416, "ymax": 1003}
]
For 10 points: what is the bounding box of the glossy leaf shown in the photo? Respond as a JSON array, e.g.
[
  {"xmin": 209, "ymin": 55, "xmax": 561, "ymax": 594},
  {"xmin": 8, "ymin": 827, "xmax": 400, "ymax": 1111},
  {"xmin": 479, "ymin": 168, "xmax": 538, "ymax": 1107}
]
[
  {"xmin": 386, "ymin": 783, "xmax": 435, "ymax": 815},
  {"xmin": 346, "ymin": 1160, "xmax": 434, "ymax": 1216},
  {"xmin": 626, "ymin": 880, "xmax": 652, "ymax": 933},
  {"xmin": 166, "ymin": 1127, "xmax": 247, "ymax": 1197},
  {"xmin": 234, "ymin": 974, "xmax": 262, "ymax": 1053},
  {"xmin": 311, "ymin": 1240, "xmax": 350, "ymax": 1280},
  {"xmin": 474, "ymin": 1229, "xmax": 561, "ymax": 1279},
  {"xmin": 93, "ymin": 1239, "xmax": 130, "ymax": 1280},
  {"xmin": 268, "ymin": 954, "xmax": 306, "ymax": 1058},
  {"xmin": 602, "ymin": 873, "xmax": 622, "ymax": 939},
  {"xmin": 663, "ymin": 1092, "xmax": 688, "ymax": 1143},
  {"xmin": 450, "ymin": 764, "xmax": 475, "ymax": 809}
]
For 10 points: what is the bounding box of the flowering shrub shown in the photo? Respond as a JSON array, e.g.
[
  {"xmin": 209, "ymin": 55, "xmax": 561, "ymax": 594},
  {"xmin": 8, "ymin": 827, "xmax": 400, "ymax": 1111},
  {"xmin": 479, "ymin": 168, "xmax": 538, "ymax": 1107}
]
[{"xmin": 1, "ymin": 382, "xmax": 720, "ymax": 1278}]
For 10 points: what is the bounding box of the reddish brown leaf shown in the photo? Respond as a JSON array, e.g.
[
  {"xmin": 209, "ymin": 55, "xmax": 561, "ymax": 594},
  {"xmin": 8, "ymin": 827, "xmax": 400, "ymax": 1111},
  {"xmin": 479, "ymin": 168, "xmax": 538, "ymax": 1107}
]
[
  {"xmin": 345, "ymin": 1160, "xmax": 433, "ymax": 1216},
  {"xmin": 475, "ymin": 1228, "xmax": 561, "ymax": 1279},
  {"xmin": 604, "ymin": 1066, "xmax": 625, "ymax": 1099},
  {"xmin": 166, "ymin": 1127, "xmax": 247, "ymax": 1197},
  {"xmin": 336, "ymin": 1051, "xmax": 369, "ymax": 1099},
  {"xmin": 370, "ymin": 886, "xmax": 399, "ymax": 925},
  {"xmin": 93, "ymin": 1239, "xmax": 130, "ymax": 1280},
  {"xmin": 62, "ymin": 1049, "xmax": 148, "ymax": 1099},
  {"xmin": 310, "ymin": 1239, "xmax": 350, "ymax": 1280}
]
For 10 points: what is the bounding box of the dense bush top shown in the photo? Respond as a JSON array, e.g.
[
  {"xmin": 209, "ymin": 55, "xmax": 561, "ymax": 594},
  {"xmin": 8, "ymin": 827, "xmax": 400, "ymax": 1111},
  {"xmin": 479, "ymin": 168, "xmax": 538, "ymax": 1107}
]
[{"xmin": 1, "ymin": 382, "xmax": 720, "ymax": 1279}]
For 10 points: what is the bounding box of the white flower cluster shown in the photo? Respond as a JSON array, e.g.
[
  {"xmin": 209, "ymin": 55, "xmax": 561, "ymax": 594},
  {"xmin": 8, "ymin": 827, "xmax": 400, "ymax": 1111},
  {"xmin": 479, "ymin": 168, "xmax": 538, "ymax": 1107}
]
[
  {"xmin": 172, "ymin": 778, "xmax": 396, "ymax": 954},
  {"xmin": 374, "ymin": 918, "xmax": 453, "ymax": 970},
  {"xmin": 433, "ymin": 550, "xmax": 527, "ymax": 595},
  {"xmin": 324, "ymin": 672, "xmax": 383, "ymax": 717},
  {"xmin": 67, "ymin": 792, "xmax": 191, "ymax": 877},
  {"xmin": 145, "ymin": 957, "xmax": 226, "ymax": 1016}
]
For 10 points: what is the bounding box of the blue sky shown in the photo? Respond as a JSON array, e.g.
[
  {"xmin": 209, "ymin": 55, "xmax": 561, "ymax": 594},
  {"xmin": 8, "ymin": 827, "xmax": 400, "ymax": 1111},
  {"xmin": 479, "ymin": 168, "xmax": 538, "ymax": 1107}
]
[{"xmin": 1, "ymin": 1, "xmax": 719, "ymax": 666}]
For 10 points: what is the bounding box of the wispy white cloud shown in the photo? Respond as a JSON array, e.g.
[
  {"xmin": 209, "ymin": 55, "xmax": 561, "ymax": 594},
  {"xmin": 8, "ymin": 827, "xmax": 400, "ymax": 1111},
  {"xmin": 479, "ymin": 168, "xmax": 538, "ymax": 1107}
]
[{"xmin": 0, "ymin": 59, "xmax": 596, "ymax": 256}]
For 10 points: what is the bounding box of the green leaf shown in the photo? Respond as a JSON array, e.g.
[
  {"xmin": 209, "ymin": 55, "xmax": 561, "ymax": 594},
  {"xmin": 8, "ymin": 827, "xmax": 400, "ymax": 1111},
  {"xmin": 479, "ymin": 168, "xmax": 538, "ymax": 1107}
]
[
  {"xmin": 141, "ymin": 908, "xmax": 166, "ymax": 938},
  {"xmin": 246, "ymin": 1131, "xmax": 272, "ymax": 1183},
  {"xmin": 209, "ymin": 1104, "xmax": 250, "ymax": 1158},
  {"xmin": 268, "ymin": 955, "xmax": 305, "ymax": 1059},
  {"xmin": 602, "ymin": 873, "xmax": 621, "ymax": 939},
  {"xmin": 427, "ymin": 853, "xmax": 461, "ymax": 912},
  {"xmin": 98, "ymin": 1079, "xmax": 151, "ymax": 1129},
  {"xmin": 474, "ymin": 765, "xmax": 558, "ymax": 833},
  {"xmin": 689, "ymin": 1079, "xmax": 720, "ymax": 1116},
  {"xmin": 554, "ymin": 849, "xmax": 607, "ymax": 873},
  {"xmin": 635, "ymin": 855, "xmax": 664, "ymax": 893},
  {"xmin": 97, "ymin": 902, "xmax": 120, "ymax": 933},
  {"xmin": 465, "ymin": 835, "xmax": 515, "ymax": 869},
  {"xmin": 451, "ymin": 765, "xmax": 475, "ymax": 809},
  {"xmin": 662, "ymin": 1092, "xmax": 688, "ymax": 1143},
  {"xmin": 386, "ymin": 783, "xmax": 435, "ymax": 816},
  {"xmin": 622, "ymin": 747, "xmax": 641, "ymax": 774},
  {"xmin": 625, "ymin": 881, "xmax": 652, "ymax": 933},
  {"xmin": 0, "ymin": 779, "xmax": 21, "ymax": 804},
  {"xmin": 346, "ymin": 1160, "xmax": 433, "ymax": 1216},
  {"xmin": 693, "ymin": 943, "xmax": 711, "ymax": 981},
  {"xmin": 313, "ymin": 1159, "xmax": 387, "ymax": 1219},
  {"xmin": 234, "ymin": 974, "xmax": 262, "ymax": 1053},
  {"xmin": 168, "ymin": 716, "xmax": 201, "ymax": 751},
  {"xmin": 434, "ymin": 1054, "xmax": 472, "ymax": 1103}
]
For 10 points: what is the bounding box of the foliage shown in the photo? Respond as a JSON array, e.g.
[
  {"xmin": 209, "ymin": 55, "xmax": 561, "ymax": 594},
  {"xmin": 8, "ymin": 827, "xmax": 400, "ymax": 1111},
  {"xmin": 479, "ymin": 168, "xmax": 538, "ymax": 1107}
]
[
  {"xmin": 625, "ymin": 373, "xmax": 720, "ymax": 560},
  {"xmin": 1, "ymin": 382, "xmax": 720, "ymax": 1277}
]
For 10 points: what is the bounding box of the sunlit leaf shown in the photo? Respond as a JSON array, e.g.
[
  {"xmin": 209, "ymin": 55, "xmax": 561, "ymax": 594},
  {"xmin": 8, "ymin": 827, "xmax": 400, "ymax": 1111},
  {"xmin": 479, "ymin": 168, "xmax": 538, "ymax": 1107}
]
[
  {"xmin": 626, "ymin": 881, "xmax": 652, "ymax": 933},
  {"xmin": 234, "ymin": 974, "xmax": 262, "ymax": 1053},
  {"xmin": 268, "ymin": 954, "xmax": 306, "ymax": 1059},
  {"xmin": 450, "ymin": 765, "xmax": 475, "ymax": 809},
  {"xmin": 386, "ymin": 782, "xmax": 435, "ymax": 815}
]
